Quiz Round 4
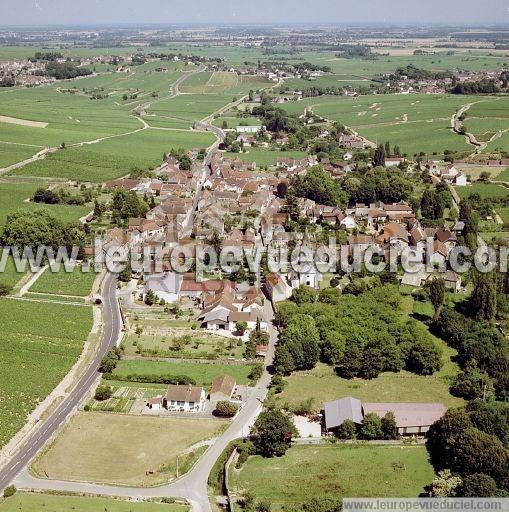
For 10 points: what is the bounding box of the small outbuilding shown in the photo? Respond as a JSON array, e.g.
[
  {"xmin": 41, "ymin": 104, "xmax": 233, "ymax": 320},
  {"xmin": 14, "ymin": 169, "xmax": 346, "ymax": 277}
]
[{"xmin": 209, "ymin": 374, "xmax": 236, "ymax": 403}]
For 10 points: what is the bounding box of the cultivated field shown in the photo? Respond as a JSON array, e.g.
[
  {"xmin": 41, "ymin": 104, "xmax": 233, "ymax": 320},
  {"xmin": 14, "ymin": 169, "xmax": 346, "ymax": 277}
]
[
  {"xmin": 230, "ymin": 444, "xmax": 434, "ymax": 509},
  {"xmin": 32, "ymin": 412, "xmax": 225, "ymax": 486},
  {"xmin": 281, "ymin": 93, "xmax": 482, "ymax": 156},
  {"xmin": 12, "ymin": 128, "xmax": 214, "ymax": 182},
  {"xmin": 0, "ymin": 493, "xmax": 188, "ymax": 512},
  {"xmin": 29, "ymin": 265, "xmax": 97, "ymax": 297},
  {"xmin": 0, "ymin": 298, "xmax": 92, "ymax": 447}
]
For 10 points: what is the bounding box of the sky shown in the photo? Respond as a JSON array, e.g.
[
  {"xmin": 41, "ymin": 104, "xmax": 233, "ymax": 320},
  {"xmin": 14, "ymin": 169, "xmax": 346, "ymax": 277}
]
[{"xmin": 1, "ymin": 0, "xmax": 509, "ymax": 27}]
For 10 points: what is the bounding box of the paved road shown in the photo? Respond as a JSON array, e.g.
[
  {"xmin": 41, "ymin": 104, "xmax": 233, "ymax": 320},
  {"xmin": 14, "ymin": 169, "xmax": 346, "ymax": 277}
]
[
  {"xmin": 13, "ymin": 302, "xmax": 277, "ymax": 512},
  {"xmin": 0, "ymin": 272, "xmax": 121, "ymax": 492}
]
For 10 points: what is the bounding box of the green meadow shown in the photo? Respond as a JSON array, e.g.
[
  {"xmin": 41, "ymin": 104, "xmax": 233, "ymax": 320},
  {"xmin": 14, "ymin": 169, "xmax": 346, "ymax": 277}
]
[{"xmin": 230, "ymin": 444, "xmax": 434, "ymax": 509}]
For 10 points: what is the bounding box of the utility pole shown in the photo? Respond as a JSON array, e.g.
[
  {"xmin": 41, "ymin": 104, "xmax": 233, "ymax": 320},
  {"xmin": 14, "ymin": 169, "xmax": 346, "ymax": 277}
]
[{"xmin": 176, "ymin": 455, "xmax": 179, "ymax": 478}]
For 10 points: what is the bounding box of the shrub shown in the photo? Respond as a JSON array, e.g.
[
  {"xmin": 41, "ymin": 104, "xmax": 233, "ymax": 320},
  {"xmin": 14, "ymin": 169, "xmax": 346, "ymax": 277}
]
[
  {"xmin": 94, "ymin": 384, "xmax": 113, "ymax": 401},
  {"xmin": 3, "ymin": 486, "xmax": 16, "ymax": 498},
  {"xmin": 335, "ymin": 420, "xmax": 357, "ymax": 440},
  {"xmin": 214, "ymin": 401, "xmax": 239, "ymax": 418},
  {"xmin": 248, "ymin": 364, "xmax": 263, "ymax": 383}
]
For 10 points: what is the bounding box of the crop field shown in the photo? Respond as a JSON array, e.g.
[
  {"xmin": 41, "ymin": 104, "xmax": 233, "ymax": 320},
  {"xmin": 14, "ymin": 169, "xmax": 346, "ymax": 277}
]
[
  {"xmin": 32, "ymin": 412, "xmax": 224, "ymax": 486},
  {"xmin": 230, "ymin": 444, "xmax": 434, "ymax": 509},
  {"xmin": 112, "ymin": 359, "xmax": 254, "ymax": 387},
  {"xmin": 179, "ymin": 71, "xmax": 269, "ymax": 96},
  {"xmin": 281, "ymin": 93, "xmax": 481, "ymax": 155},
  {"xmin": 87, "ymin": 385, "xmax": 163, "ymax": 413},
  {"xmin": 0, "ymin": 298, "xmax": 92, "ymax": 448},
  {"xmin": 0, "ymin": 180, "xmax": 91, "ymax": 226},
  {"xmin": 30, "ymin": 265, "xmax": 96, "ymax": 297},
  {"xmin": 0, "ymin": 142, "xmax": 41, "ymax": 169},
  {"xmin": 0, "ymin": 493, "xmax": 188, "ymax": 512},
  {"xmin": 147, "ymin": 93, "xmax": 235, "ymax": 123},
  {"xmin": 0, "ymin": 250, "xmax": 26, "ymax": 290},
  {"xmin": 455, "ymin": 182, "xmax": 509, "ymax": 200},
  {"xmin": 12, "ymin": 128, "xmax": 214, "ymax": 181}
]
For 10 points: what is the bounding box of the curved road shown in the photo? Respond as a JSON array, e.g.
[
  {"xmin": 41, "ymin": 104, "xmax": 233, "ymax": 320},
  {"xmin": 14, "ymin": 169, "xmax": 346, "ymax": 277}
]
[
  {"xmin": 13, "ymin": 302, "xmax": 276, "ymax": 512},
  {"xmin": 0, "ymin": 272, "xmax": 121, "ymax": 491}
]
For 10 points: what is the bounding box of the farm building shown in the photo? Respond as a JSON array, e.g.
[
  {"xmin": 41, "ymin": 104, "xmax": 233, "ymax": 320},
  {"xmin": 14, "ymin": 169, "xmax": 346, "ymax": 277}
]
[
  {"xmin": 323, "ymin": 397, "xmax": 445, "ymax": 435},
  {"xmin": 209, "ymin": 374, "xmax": 236, "ymax": 402}
]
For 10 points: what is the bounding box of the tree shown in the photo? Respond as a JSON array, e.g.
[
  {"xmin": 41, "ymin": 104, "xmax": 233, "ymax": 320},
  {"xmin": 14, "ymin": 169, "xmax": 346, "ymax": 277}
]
[
  {"xmin": 426, "ymin": 409, "xmax": 473, "ymax": 470},
  {"xmin": 372, "ymin": 145, "xmax": 386, "ymax": 168},
  {"xmin": 273, "ymin": 345, "xmax": 296, "ymax": 375},
  {"xmin": 144, "ymin": 289, "xmax": 156, "ymax": 306},
  {"xmin": 452, "ymin": 428, "xmax": 508, "ymax": 482},
  {"xmin": 251, "ymin": 409, "xmax": 298, "ymax": 457},
  {"xmin": 99, "ymin": 348, "xmax": 121, "ymax": 373},
  {"xmin": 214, "ymin": 401, "xmax": 239, "ymax": 418},
  {"xmin": 470, "ymin": 271, "xmax": 497, "ymax": 321},
  {"xmin": 360, "ymin": 413, "xmax": 383, "ymax": 440},
  {"xmin": 405, "ymin": 338, "xmax": 442, "ymax": 376},
  {"xmin": 94, "ymin": 384, "xmax": 113, "ymax": 401},
  {"xmin": 290, "ymin": 285, "xmax": 316, "ymax": 305},
  {"xmin": 381, "ymin": 411, "xmax": 398, "ymax": 440},
  {"xmin": 427, "ymin": 277, "xmax": 445, "ymax": 322},
  {"xmin": 244, "ymin": 338, "xmax": 257, "ymax": 360},
  {"xmin": 235, "ymin": 321, "xmax": 248, "ymax": 336},
  {"xmin": 335, "ymin": 419, "xmax": 357, "ymax": 440},
  {"xmin": 457, "ymin": 473, "xmax": 499, "ymax": 497},
  {"xmin": 450, "ymin": 366, "xmax": 495, "ymax": 401},
  {"xmin": 118, "ymin": 261, "xmax": 132, "ymax": 283}
]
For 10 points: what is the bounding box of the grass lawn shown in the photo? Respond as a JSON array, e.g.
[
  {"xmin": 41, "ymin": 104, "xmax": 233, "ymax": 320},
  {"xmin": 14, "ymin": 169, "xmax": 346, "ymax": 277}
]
[
  {"xmin": 0, "ymin": 180, "xmax": 91, "ymax": 227},
  {"xmin": 496, "ymin": 167, "xmax": 509, "ymax": 182},
  {"xmin": 226, "ymin": 148, "xmax": 307, "ymax": 167},
  {"xmin": 277, "ymin": 352, "xmax": 463, "ymax": 413},
  {"xmin": 29, "ymin": 265, "xmax": 97, "ymax": 297},
  {"xmin": 230, "ymin": 444, "xmax": 434, "ymax": 509},
  {"xmin": 0, "ymin": 298, "xmax": 92, "ymax": 448},
  {"xmin": 32, "ymin": 412, "xmax": 224, "ymax": 486},
  {"xmin": 113, "ymin": 359, "xmax": 254, "ymax": 387},
  {"xmin": 455, "ymin": 182, "xmax": 509, "ymax": 200},
  {"xmin": 0, "ymin": 493, "xmax": 187, "ymax": 512}
]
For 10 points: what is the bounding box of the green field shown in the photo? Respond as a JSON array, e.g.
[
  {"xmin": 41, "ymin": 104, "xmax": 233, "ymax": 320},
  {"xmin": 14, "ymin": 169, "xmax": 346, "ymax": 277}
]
[
  {"xmin": 30, "ymin": 265, "xmax": 97, "ymax": 297},
  {"xmin": 230, "ymin": 444, "xmax": 434, "ymax": 509},
  {"xmin": 12, "ymin": 128, "xmax": 214, "ymax": 181},
  {"xmin": 212, "ymin": 116, "xmax": 262, "ymax": 129},
  {"xmin": 0, "ymin": 180, "xmax": 91, "ymax": 226},
  {"xmin": 276, "ymin": 359, "xmax": 463, "ymax": 413},
  {"xmin": 112, "ymin": 359, "xmax": 255, "ymax": 387},
  {"xmin": 0, "ymin": 493, "xmax": 187, "ymax": 512},
  {"xmin": 0, "ymin": 298, "xmax": 92, "ymax": 447},
  {"xmin": 455, "ymin": 182, "xmax": 509, "ymax": 200},
  {"xmin": 281, "ymin": 93, "xmax": 480, "ymax": 156},
  {"xmin": 0, "ymin": 250, "xmax": 26, "ymax": 290},
  {"xmin": 226, "ymin": 148, "xmax": 307, "ymax": 167}
]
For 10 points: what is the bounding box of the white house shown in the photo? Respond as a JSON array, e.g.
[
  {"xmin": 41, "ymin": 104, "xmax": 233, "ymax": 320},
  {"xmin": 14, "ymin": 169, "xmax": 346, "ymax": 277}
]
[
  {"xmin": 163, "ymin": 385, "xmax": 206, "ymax": 412},
  {"xmin": 144, "ymin": 272, "xmax": 182, "ymax": 303},
  {"xmin": 236, "ymin": 125, "xmax": 262, "ymax": 134},
  {"xmin": 454, "ymin": 173, "xmax": 468, "ymax": 186}
]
